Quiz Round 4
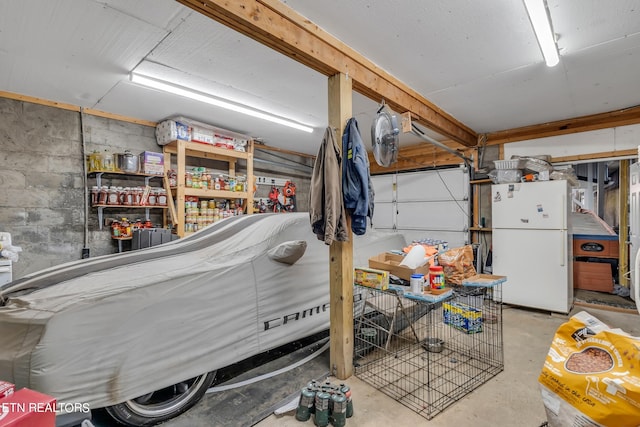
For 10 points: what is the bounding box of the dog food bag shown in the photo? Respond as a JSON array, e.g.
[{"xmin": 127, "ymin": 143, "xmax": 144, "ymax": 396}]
[{"xmin": 538, "ymin": 311, "xmax": 640, "ymax": 427}]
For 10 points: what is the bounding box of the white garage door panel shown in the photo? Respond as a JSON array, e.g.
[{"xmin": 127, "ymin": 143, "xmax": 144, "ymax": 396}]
[
  {"xmin": 396, "ymin": 201, "xmax": 467, "ymax": 230},
  {"xmin": 372, "ymin": 201, "xmax": 394, "ymax": 230},
  {"xmin": 396, "ymin": 169, "xmax": 468, "ymax": 202},
  {"xmin": 370, "ymin": 168, "xmax": 469, "ymax": 247},
  {"xmin": 371, "ymin": 174, "xmax": 394, "ymax": 202}
]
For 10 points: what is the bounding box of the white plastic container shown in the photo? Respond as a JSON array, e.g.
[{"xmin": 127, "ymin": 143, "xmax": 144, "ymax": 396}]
[{"xmin": 410, "ymin": 274, "xmax": 424, "ymax": 294}]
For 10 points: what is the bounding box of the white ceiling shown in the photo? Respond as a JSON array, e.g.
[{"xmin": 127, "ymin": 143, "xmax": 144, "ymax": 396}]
[{"xmin": 1, "ymin": 0, "xmax": 639, "ymax": 155}]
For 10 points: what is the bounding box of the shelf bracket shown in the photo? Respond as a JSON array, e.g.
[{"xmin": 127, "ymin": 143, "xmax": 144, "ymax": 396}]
[{"xmin": 98, "ymin": 206, "xmax": 104, "ymax": 230}]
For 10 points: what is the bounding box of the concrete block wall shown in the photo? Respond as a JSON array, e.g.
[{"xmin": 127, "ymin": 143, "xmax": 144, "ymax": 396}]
[
  {"xmin": 0, "ymin": 98, "xmax": 85, "ymax": 279},
  {"xmin": 0, "ymin": 97, "xmax": 312, "ymax": 280}
]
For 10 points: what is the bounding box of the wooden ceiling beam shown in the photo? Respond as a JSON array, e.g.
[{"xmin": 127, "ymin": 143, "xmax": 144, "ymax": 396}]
[
  {"xmin": 484, "ymin": 105, "xmax": 640, "ymax": 146},
  {"xmin": 369, "ymin": 142, "xmax": 472, "ymax": 175},
  {"xmin": 176, "ymin": 0, "xmax": 478, "ymax": 147}
]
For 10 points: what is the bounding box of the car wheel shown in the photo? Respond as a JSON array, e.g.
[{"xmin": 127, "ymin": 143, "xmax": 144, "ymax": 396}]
[{"xmin": 105, "ymin": 371, "xmax": 217, "ymax": 426}]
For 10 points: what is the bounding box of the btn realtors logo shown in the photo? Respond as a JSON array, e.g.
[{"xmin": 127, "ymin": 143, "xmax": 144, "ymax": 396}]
[{"xmin": 0, "ymin": 401, "xmax": 90, "ymax": 420}]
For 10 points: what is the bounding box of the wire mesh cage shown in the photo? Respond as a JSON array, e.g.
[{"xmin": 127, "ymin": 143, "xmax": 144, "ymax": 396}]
[{"xmin": 354, "ymin": 283, "xmax": 503, "ymax": 420}]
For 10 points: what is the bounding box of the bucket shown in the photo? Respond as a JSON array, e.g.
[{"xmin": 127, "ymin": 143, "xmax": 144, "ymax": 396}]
[
  {"xmin": 121, "ymin": 150, "xmax": 139, "ymax": 173},
  {"xmin": 429, "ymin": 265, "xmax": 445, "ymax": 290}
]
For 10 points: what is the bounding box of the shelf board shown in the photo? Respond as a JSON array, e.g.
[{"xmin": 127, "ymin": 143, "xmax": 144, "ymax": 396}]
[
  {"xmin": 469, "ymin": 227, "xmax": 492, "ymax": 232},
  {"xmin": 93, "ymin": 204, "xmax": 168, "ymax": 209},
  {"xmin": 163, "ymin": 140, "xmax": 250, "ymax": 161},
  {"xmin": 171, "ymin": 188, "xmax": 249, "ymax": 199},
  {"xmin": 470, "ymin": 178, "xmax": 493, "ymax": 184},
  {"xmin": 88, "ymin": 171, "xmax": 164, "ymax": 178}
]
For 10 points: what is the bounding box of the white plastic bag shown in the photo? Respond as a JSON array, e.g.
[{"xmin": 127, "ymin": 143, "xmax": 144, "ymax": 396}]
[{"xmin": 0, "ymin": 244, "xmax": 22, "ymax": 262}]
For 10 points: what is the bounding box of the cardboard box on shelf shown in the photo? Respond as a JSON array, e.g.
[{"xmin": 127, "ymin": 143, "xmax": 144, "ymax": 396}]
[
  {"xmin": 139, "ymin": 151, "xmax": 164, "ymax": 175},
  {"xmin": 368, "ymin": 252, "xmax": 430, "ymax": 282},
  {"xmin": 354, "ymin": 267, "xmax": 389, "ymax": 290}
]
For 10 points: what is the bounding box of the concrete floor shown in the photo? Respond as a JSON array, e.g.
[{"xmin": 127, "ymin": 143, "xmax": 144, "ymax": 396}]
[{"xmin": 255, "ymin": 305, "xmax": 639, "ymax": 427}]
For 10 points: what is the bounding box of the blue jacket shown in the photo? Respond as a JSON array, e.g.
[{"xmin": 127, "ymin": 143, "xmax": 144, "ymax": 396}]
[{"xmin": 342, "ymin": 118, "xmax": 374, "ymax": 235}]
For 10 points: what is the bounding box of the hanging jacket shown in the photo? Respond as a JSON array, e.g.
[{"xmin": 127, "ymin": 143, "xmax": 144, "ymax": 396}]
[
  {"xmin": 309, "ymin": 126, "xmax": 348, "ymax": 245},
  {"xmin": 342, "ymin": 118, "xmax": 374, "ymax": 235}
]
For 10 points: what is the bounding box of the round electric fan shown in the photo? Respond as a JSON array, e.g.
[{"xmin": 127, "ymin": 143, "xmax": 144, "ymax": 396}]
[{"xmin": 371, "ymin": 105, "xmax": 399, "ymax": 167}]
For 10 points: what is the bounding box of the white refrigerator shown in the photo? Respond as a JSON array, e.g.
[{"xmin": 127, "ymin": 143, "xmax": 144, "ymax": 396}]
[{"xmin": 491, "ymin": 180, "xmax": 573, "ymax": 313}]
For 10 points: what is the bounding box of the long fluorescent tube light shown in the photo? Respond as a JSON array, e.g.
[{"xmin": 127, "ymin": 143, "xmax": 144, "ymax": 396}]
[
  {"xmin": 523, "ymin": 0, "xmax": 559, "ymax": 67},
  {"xmin": 130, "ymin": 72, "xmax": 314, "ymax": 133}
]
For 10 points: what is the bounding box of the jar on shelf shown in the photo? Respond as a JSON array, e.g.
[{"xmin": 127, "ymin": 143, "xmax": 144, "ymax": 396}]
[
  {"xmin": 107, "ymin": 186, "xmax": 119, "ymax": 205},
  {"xmin": 123, "ymin": 187, "xmax": 133, "ymax": 206},
  {"xmin": 117, "ymin": 186, "xmax": 125, "ymax": 205},
  {"xmin": 121, "ymin": 150, "xmax": 139, "ymax": 173},
  {"xmin": 185, "ymin": 172, "xmax": 193, "ymax": 188},
  {"xmin": 168, "ymin": 170, "xmax": 177, "ymax": 187},
  {"xmin": 133, "ymin": 187, "xmax": 142, "ymax": 206},
  {"xmin": 148, "ymin": 188, "xmax": 157, "ymax": 206},
  {"xmin": 192, "ymin": 171, "xmax": 201, "ymax": 189},
  {"xmin": 157, "ymin": 189, "xmax": 167, "ymax": 206},
  {"xmin": 102, "ymin": 149, "xmax": 114, "ymax": 172},
  {"xmin": 201, "ymin": 172, "xmax": 210, "ymax": 188},
  {"xmin": 111, "ymin": 220, "xmax": 121, "ymax": 238},
  {"xmin": 90, "ymin": 186, "xmax": 99, "ymax": 205},
  {"xmin": 89, "ymin": 151, "xmax": 103, "ymax": 172},
  {"xmin": 120, "ymin": 218, "xmax": 131, "ymax": 238},
  {"xmin": 98, "ymin": 185, "xmax": 109, "ymax": 205}
]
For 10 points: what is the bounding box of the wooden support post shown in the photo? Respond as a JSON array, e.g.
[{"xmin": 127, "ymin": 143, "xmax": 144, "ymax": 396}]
[
  {"xmin": 619, "ymin": 159, "xmax": 629, "ymax": 286},
  {"xmin": 328, "ymin": 72, "xmax": 353, "ymax": 379}
]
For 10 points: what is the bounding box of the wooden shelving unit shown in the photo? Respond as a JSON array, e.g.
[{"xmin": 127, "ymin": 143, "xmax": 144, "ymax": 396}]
[
  {"xmin": 470, "ymin": 178, "xmax": 492, "ymax": 236},
  {"xmin": 163, "ymin": 140, "xmax": 254, "ymax": 237},
  {"xmin": 470, "ymin": 178, "xmax": 493, "ymax": 270}
]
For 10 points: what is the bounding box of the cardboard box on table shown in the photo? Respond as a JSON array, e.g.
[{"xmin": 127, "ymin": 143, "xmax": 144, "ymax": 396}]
[
  {"xmin": 368, "ymin": 252, "xmax": 430, "ymax": 281},
  {"xmin": 354, "ymin": 267, "xmax": 389, "ymax": 290}
]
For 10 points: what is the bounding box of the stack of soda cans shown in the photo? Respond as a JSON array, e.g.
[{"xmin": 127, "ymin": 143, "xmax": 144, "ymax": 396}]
[{"xmin": 295, "ymin": 380, "xmax": 354, "ymax": 426}]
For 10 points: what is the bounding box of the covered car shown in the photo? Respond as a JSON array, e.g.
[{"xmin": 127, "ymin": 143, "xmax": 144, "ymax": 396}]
[{"xmin": 0, "ymin": 213, "xmax": 405, "ymax": 425}]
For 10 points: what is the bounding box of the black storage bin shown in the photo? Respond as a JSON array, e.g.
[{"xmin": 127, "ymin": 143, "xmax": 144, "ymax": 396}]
[{"xmin": 132, "ymin": 228, "xmax": 177, "ymax": 250}]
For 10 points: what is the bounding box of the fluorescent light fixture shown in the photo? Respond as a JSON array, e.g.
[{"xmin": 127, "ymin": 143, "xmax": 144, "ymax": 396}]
[
  {"xmin": 523, "ymin": 0, "xmax": 560, "ymax": 67},
  {"xmin": 130, "ymin": 72, "xmax": 314, "ymax": 133}
]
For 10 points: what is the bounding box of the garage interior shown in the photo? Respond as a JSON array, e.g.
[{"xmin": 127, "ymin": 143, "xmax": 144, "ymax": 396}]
[{"xmin": 1, "ymin": 1, "xmax": 640, "ymax": 426}]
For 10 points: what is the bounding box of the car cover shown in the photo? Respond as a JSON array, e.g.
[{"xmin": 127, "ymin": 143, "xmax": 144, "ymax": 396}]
[{"xmin": 0, "ymin": 213, "xmax": 405, "ymax": 409}]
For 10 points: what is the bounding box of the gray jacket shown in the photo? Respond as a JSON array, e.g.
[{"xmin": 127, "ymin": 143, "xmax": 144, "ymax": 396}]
[{"xmin": 309, "ymin": 127, "xmax": 348, "ymax": 245}]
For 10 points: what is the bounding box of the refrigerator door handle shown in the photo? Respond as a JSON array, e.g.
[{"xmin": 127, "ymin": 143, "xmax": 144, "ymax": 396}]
[
  {"xmin": 562, "ymin": 192, "xmax": 567, "ymax": 230},
  {"xmin": 560, "ymin": 231, "xmax": 566, "ymax": 267}
]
